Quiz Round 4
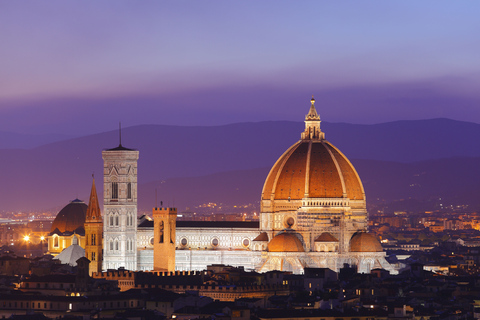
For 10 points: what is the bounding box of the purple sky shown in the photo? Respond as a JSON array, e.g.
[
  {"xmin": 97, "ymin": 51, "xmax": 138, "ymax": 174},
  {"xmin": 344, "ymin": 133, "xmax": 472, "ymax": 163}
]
[{"xmin": 1, "ymin": 1, "xmax": 480, "ymax": 135}]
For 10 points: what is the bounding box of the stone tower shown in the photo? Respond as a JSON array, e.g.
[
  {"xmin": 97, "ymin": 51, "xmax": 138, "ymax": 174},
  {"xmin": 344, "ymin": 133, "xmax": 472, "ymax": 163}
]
[
  {"xmin": 84, "ymin": 177, "xmax": 103, "ymax": 275},
  {"xmin": 153, "ymin": 206, "xmax": 177, "ymax": 272},
  {"xmin": 102, "ymin": 141, "xmax": 139, "ymax": 271}
]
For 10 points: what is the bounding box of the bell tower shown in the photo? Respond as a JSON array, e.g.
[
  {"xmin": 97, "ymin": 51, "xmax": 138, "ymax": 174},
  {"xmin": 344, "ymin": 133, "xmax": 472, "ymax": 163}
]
[
  {"xmin": 153, "ymin": 206, "xmax": 177, "ymax": 272},
  {"xmin": 102, "ymin": 134, "xmax": 139, "ymax": 271},
  {"xmin": 84, "ymin": 177, "xmax": 103, "ymax": 275}
]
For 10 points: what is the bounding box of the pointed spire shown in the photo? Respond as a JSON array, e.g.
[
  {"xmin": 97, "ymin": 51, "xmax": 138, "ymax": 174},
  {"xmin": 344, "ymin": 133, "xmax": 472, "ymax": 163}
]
[
  {"xmin": 305, "ymin": 96, "xmax": 320, "ymax": 121},
  {"xmin": 301, "ymin": 96, "xmax": 324, "ymax": 141},
  {"xmin": 86, "ymin": 176, "xmax": 102, "ymax": 221}
]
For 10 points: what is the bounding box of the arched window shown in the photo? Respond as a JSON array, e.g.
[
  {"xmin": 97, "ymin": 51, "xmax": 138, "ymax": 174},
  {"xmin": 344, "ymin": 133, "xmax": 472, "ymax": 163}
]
[
  {"xmin": 54, "ymin": 236, "xmax": 59, "ymax": 248},
  {"xmin": 91, "ymin": 234, "xmax": 96, "ymax": 246},
  {"xmin": 111, "ymin": 182, "xmax": 118, "ymax": 199},
  {"xmin": 115, "ymin": 240, "xmax": 119, "ymax": 251},
  {"xmin": 109, "ymin": 240, "xmax": 113, "ymax": 251},
  {"xmin": 127, "ymin": 183, "xmax": 132, "ymax": 199},
  {"xmin": 115, "ymin": 215, "xmax": 119, "ymax": 226},
  {"xmin": 110, "ymin": 215, "xmax": 114, "ymax": 226}
]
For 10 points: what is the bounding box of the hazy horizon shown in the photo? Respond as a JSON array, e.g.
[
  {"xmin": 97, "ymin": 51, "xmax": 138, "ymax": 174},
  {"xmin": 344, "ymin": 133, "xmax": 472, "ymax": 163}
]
[{"xmin": 1, "ymin": 2, "xmax": 480, "ymax": 135}]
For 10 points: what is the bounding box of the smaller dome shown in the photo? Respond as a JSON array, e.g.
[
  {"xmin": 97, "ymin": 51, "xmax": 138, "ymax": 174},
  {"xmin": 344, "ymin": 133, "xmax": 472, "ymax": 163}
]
[
  {"xmin": 315, "ymin": 232, "xmax": 338, "ymax": 242},
  {"xmin": 350, "ymin": 232, "xmax": 383, "ymax": 252},
  {"xmin": 253, "ymin": 232, "xmax": 269, "ymax": 242},
  {"xmin": 51, "ymin": 199, "xmax": 87, "ymax": 233},
  {"xmin": 268, "ymin": 233, "xmax": 304, "ymax": 252}
]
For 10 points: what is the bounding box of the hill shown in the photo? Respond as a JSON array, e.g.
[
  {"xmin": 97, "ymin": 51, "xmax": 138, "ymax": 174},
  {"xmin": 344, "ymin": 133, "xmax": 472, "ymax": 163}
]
[
  {"xmin": 137, "ymin": 157, "xmax": 480, "ymax": 213},
  {"xmin": 1, "ymin": 118, "xmax": 480, "ymax": 212}
]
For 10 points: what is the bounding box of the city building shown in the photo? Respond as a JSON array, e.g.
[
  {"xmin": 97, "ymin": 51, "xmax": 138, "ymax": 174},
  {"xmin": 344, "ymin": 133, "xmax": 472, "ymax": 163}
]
[{"xmin": 48, "ymin": 98, "xmax": 393, "ymax": 274}]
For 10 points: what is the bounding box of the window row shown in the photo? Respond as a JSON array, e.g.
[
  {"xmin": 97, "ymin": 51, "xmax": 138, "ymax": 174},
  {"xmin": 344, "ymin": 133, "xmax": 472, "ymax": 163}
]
[
  {"xmin": 178, "ymin": 237, "xmax": 251, "ymax": 248},
  {"xmin": 107, "ymin": 213, "xmax": 135, "ymax": 227},
  {"xmin": 110, "ymin": 182, "xmax": 133, "ymax": 200},
  {"xmin": 107, "ymin": 238, "xmax": 135, "ymax": 252}
]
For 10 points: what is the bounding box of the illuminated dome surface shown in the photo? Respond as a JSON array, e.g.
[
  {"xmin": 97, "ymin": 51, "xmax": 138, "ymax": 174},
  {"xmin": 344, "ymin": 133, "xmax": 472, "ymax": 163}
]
[
  {"xmin": 51, "ymin": 199, "xmax": 87, "ymax": 233},
  {"xmin": 350, "ymin": 232, "xmax": 383, "ymax": 252},
  {"xmin": 262, "ymin": 140, "xmax": 364, "ymax": 201},
  {"xmin": 268, "ymin": 233, "xmax": 305, "ymax": 252}
]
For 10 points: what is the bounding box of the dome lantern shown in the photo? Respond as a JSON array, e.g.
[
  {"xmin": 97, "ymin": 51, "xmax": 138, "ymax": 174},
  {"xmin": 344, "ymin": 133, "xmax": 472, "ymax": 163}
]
[{"xmin": 301, "ymin": 96, "xmax": 325, "ymax": 141}]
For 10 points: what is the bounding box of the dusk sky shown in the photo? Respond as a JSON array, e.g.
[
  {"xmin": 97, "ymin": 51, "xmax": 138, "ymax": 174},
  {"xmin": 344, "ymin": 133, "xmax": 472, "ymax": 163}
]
[{"xmin": 1, "ymin": 1, "xmax": 480, "ymax": 135}]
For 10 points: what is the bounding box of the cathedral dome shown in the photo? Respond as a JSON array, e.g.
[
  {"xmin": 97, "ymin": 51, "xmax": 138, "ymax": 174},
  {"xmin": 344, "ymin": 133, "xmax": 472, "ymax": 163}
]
[
  {"xmin": 51, "ymin": 199, "xmax": 87, "ymax": 233},
  {"xmin": 268, "ymin": 233, "xmax": 305, "ymax": 252},
  {"xmin": 349, "ymin": 232, "xmax": 383, "ymax": 252},
  {"xmin": 261, "ymin": 98, "xmax": 364, "ymax": 202},
  {"xmin": 261, "ymin": 139, "xmax": 364, "ymax": 201}
]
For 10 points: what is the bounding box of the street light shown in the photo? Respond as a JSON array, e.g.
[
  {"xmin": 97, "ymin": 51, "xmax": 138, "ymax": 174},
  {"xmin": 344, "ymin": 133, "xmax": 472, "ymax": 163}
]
[{"xmin": 23, "ymin": 235, "xmax": 30, "ymax": 242}]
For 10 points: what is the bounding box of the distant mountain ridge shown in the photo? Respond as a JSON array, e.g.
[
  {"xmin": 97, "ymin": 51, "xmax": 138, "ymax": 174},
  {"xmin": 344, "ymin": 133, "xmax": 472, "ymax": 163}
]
[
  {"xmin": 138, "ymin": 157, "xmax": 480, "ymax": 213},
  {"xmin": 0, "ymin": 131, "xmax": 76, "ymax": 149},
  {"xmin": 1, "ymin": 118, "xmax": 480, "ymax": 212}
]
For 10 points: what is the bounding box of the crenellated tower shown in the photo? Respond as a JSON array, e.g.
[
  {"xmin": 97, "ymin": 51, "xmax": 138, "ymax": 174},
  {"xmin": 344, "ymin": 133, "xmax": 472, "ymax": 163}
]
[
  {"xmin": 102, "ymin": 140, "xmax": 139, "ymax": 271},
  {"xmin": 84, "ymin": 177, "xmax": 103, "ymax": 275},
  {"xmin": 153, "ymin": 206, "xmax": 177, "ymax": 272}
]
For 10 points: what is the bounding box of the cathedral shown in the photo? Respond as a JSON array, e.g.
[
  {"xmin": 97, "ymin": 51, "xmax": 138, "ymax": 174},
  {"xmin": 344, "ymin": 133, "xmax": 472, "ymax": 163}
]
[{"xmin": 48, "ymin": 98, "xmax": 395, "ymax": 274}]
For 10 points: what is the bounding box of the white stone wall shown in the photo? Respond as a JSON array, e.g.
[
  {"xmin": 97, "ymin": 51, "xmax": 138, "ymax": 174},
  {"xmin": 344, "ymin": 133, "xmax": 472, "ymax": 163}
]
[
  {"xmin": 102, "ymin": 149, "xmax": 139, "ymax": 271},
  {"xmin": 175, "ymin": 250, "xmax": 262, "ymax": 272},
  {"xmin": 175, "ymin": 227, "xmax": 259, "ymax": 250},
  {"xmin": 136, "ymin": 227, "xmax": 261, "ymax": 271}
]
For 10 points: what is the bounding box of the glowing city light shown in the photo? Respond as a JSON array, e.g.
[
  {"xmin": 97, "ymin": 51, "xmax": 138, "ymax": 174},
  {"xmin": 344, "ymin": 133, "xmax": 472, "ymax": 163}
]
[{"xmin": 23, "ymin": 235, "xmax": 30, "ymax": 241}]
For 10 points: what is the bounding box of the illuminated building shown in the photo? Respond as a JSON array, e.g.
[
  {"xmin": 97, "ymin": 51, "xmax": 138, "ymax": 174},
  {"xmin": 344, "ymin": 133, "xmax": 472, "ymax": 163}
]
[{"xmin": 49, "ymin": 98, "xmax": 394, "ymax": 274}]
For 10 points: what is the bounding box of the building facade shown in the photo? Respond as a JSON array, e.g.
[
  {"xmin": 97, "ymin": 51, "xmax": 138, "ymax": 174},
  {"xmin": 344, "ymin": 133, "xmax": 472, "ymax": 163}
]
[
  {"xmin": 132, "ymin": 98, "xmax": 394, "ymax": 274},
  {"xmin": 102, "ymin": 144, "xmax": 139, "ymax": 271},
  {"xmin": 49, "ymin": 98, "xmax": 394, "ymax": 275}
]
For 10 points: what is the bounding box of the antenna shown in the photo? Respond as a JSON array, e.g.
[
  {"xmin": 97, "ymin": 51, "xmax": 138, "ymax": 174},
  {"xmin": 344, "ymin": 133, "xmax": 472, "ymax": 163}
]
[{"xmin": 119, "ymin": 122, "xmax": 122, "ymax": 146}]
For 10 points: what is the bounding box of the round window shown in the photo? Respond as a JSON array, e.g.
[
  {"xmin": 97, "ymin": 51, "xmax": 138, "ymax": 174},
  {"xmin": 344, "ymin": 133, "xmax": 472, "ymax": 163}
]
[
  {"xmin": 243, "ymin": 239, "xmax": 250, "ymax": 247},
  {"xmin": 211, "ymin": 238, "xmax": 219, "ymax": 247},
  {"xmin": 181, "ymin": 238, "xmax": 188, "ymax": 246},
  {"xmin": 149, "ymin": 237, "xmax": 154, "ymax": 246},
  {"xmin": 286, "ymin": 217, "xmax": 295, "ymax": 227}
]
